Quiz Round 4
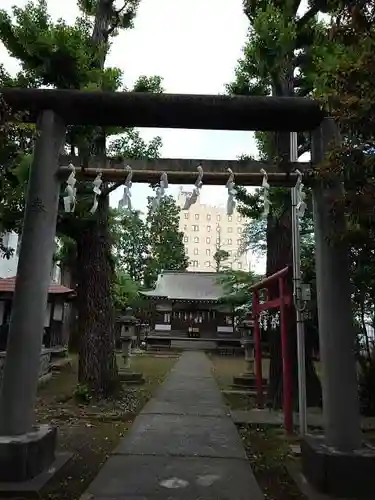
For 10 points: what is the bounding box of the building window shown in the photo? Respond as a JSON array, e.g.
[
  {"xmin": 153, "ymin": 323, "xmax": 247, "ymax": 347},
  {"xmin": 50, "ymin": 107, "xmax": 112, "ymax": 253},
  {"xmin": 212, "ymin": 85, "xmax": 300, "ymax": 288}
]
[
  {"xmin": 205, "ymin": 261, "xmax": 211, "ymax": 268},
  {"xmin": 207, "ymin": 214, "xmax": 211, "ymax": 221},
  {"xmin": 185, "ymin": 246, "xmax": 189, "ymax": 253},
  {"xmin": 206, "ymin": 237, "xmax": 211, "ymax": 244},
  {"xmin": 216, "ymin": 237, "xmax": 220, "ymax": 244},
  {"xmin": 238, "ymin": 215, "xmax": 242, "ymax": 222},
  {"xmin": 194, "ymin": 236, "xmax": 199, "ymax": 243},
  {"xmin": 225, "ymin": 315, "xmax": 233, "ymax": 325},
  {"xmin": 191, "ymin": 260, "xmax": 199, "ymax": 267},
  {"xmin": 237, "ymin": 227, "xmax": 242, "ymax": 234},
  {"xmin": 184, "ymin": 213, "xmax": 189, "ymax": 219},
  {"xmin": 227, "ymin": 238, "xmax": 232, "ymax": 245},
  {"xmin": 207, "ymin": 225, "xmax": 211, "ymax": 232},
  {"xmin": 228, "ymin": 227, "xmax": 233, "ymax": 233},
  {"xmin": 238, "ymin": 262, "xmax": 242, "ymax": 269},
  {"xmin": 206, "ymin": 249, "xmax": 211, "ymax": 256},
  {"xmin": 217, "ymin": 215, "xmax": 221, "ymax": 221},
  {"xmin": 237, "ymin": 239, "xmax": 241, "ymax": 245},
  {"xmin": 184, "ymin": 225, "xmax": 188, "ymax": 231},
  {"xmin": 164, "ymin": 313, "xmax": 171, "ymax": 323},
  {"xmin": 194, "ymin": 248, "xmax": 199, "ymax": 255},
  {"xmin": 192, "ymin": 225, "xmax": 199, "ymax": 231},
  {"xmin": 216, "ymin": 226, "xmax": 220, "ymax": 232},
  {"xmin": 195, "ymin": 214, "xmax": 199, "ymax": 220},
  {"xmin": 184, "ymin": 236, "xmax": 188, "ymax": 243},
  {"xmin": 228, "ymin": 216, "xmax": 232, "ymax": 222}
]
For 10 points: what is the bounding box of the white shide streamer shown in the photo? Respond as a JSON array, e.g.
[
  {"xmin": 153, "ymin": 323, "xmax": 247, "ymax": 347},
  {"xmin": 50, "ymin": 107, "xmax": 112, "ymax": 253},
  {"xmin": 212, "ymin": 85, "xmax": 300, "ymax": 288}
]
[
  {"xmin": 260, "ymin": 168, "xmax": 271, "ymax": 217},
  {"xmin": 295, "ymin": 169, "xmax": 306, "ymax": 218},
  {"xmin": 63, "ymin": 163, "xmax": 77, "ymax": 213},
  {"xmin": 183, "ymin": 165, "xmax": 203, "ymax": 210},
  {"xmin": 118, "ymin": 165, "xmax": 133, "ymax": 211},
  {"xmin": 152, "ymin": 171, "xmax": 169, "ymax": 211},
  {"xmin": 89, "ymin": 172, "xmax": 103, "ymax": 214},
  {"xmin": 226, "ymin": 168, "xmax": 236, "ymax": 216}
]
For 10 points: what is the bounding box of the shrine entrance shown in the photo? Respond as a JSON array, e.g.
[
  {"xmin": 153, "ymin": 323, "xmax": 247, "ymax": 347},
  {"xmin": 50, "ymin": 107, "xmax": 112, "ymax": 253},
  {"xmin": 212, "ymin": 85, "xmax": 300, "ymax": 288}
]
[{"xmin": 0, "ymin": 87, "xmax": 365, "ymax": 497}]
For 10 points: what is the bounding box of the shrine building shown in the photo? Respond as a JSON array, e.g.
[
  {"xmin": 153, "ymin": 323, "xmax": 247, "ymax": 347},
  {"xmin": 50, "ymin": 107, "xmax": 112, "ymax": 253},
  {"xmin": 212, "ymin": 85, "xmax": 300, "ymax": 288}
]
[{"xmin": 141, "ymin": 271, "xmax": 240, "ymax": 351}]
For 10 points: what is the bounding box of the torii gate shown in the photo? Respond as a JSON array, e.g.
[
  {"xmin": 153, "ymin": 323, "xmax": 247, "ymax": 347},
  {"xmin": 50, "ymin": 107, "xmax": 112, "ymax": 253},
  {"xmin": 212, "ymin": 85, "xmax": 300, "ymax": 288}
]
[{"xmin": 0, "ymin": 88, "xmax": 366, "ymax": 496}]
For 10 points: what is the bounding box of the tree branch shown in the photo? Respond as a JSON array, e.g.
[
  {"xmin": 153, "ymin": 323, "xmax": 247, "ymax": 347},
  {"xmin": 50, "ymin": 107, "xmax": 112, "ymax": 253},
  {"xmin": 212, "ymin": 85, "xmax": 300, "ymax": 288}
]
[
  {"xmin": 101, "ymin": 181, "xmax": 124, "ymax": 197},
  {"xmin": 296, "ymin": 3, "xmax": 322, "ymax": 30},
  {"xmin": 104, "ymin": 2, "xmax": 128, "ymax": 39}
]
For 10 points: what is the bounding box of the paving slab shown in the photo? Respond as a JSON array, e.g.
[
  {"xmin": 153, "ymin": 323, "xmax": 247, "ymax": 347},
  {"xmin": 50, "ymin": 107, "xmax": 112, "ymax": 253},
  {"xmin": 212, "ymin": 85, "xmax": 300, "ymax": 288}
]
[
  {"xmin": 82, "ymin": 351, "xmax": 264, "ymax": 500},
  {"xmin": 85, "ymin": 455, "xmax": 260, "ymax": 500},
  {"xmin": 141, "ymin": 398, "xmax": 228, "ymax": 417},
  {"xmin": 114, "ymin": 413, "xmax": 245, "ymax": 458}
]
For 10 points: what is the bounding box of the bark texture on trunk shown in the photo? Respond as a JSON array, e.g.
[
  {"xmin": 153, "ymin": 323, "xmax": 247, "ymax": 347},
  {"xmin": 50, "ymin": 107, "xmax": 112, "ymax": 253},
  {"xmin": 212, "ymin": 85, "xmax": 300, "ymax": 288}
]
[
  {"xmin": 76, "ymin": 197, "xmax": 118, "ymax": 396},
  {"xmin": 266, "ymin": 205, "xmax": 321, "ymax": 409}
]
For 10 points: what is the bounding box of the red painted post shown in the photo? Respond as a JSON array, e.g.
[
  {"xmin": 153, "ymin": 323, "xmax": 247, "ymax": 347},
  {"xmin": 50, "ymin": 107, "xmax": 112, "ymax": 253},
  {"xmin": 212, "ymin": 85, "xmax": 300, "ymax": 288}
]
[
  {"xmin": 253, "ymin": 290, "xmax": 263, "ymax": 408},
  {"xmin": 279, "ymin": 276, "xmax": 293, "ymax": 434}
]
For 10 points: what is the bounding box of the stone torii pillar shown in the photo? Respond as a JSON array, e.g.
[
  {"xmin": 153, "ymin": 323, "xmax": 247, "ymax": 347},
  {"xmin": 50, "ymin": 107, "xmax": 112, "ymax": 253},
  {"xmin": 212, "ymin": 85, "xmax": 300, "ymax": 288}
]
[
  {"xmin": 0, "ymin": 110, "xmax": 66, "ymax": 482},
  {"xmin": 301, "ymin": 118, "xmax": 375, "ymax": 498}
]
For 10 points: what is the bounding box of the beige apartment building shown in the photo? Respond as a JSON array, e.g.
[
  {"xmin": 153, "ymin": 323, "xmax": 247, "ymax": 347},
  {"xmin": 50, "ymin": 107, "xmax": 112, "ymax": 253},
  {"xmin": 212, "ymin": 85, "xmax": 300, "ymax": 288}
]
[{"xmin": 177, "ymin": 189, "xmax": 249, "ymax": 272}]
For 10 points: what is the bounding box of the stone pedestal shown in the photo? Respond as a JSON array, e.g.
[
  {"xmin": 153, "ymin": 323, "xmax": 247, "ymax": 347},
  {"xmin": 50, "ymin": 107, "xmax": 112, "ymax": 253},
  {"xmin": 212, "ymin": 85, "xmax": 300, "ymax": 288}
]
[
  {"xmin": 118, "ymin": 337, "xmax": 144, "ymax": 384},
  {"xmin": 301, "ymin": 435, "xmax": 375, "ymax": 498},
  {"xmin": 232, "ymin": 339, "xmax": 266, "ymax": 390},
  {"xmin": 117, "ymin": 309, "xmax": 144, "ymax": 385},
  {"xmin": 0, "ymin": 425, "xmax": 56, "ymax": 482}
]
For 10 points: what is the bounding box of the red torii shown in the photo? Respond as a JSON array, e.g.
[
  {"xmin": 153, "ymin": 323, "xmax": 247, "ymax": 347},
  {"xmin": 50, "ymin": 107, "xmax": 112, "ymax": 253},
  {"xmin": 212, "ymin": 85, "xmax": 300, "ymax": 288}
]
[{"xmin": 251, "ymin": 266, "xmax": 293, "ymax": 434}]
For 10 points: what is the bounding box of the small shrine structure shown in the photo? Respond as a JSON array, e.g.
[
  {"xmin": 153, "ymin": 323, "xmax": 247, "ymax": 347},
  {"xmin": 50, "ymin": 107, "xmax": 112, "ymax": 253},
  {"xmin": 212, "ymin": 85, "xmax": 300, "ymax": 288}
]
[
  {"xmin": 141, "ymin": 271, "xmax": 240, "ymax": 351},
  {"xmin": 0, "ymin": 277, "xmax": 75, "ymax": 351}
]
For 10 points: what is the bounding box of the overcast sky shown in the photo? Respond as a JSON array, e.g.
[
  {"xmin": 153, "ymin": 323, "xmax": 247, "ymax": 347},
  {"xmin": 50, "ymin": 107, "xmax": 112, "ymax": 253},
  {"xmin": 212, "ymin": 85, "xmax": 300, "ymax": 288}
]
[{"xmin": 0, "ymin": 0, "xmax": 258, "ymax": 213}]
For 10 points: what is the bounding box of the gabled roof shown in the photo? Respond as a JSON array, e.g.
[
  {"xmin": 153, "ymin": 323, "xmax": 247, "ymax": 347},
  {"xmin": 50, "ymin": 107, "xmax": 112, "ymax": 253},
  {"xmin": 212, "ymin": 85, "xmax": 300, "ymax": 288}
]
[
  {"xmin": 0, "ymin": 277, "xmax": 74, "ymax": 296},
  {"xmin": 141, "ymin": 271, "xmax": 226, "ymax": 301}
]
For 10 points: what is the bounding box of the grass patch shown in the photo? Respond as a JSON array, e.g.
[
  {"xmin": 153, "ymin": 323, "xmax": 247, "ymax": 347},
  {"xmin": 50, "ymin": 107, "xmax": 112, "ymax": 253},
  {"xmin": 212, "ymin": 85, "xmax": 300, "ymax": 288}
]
[
  {"xmin": 209, "ymin": 354, "xmax": 266, "ymax": 411},
  {"xmin": 210, "ymin": 354, "xmax": 270, "ymax": 390},
  {"xmin": 35, "ymin": 354, "xmax": 177, "ymax": 500},
  {"xmin": 210, "ymin": 354, "xmax": 247, "ymax": 390},
  {"xmin": 238, "ymin": 424, "xmax": 304, "ymax": 500},
  {"xmin": 224, "ymin": 392, "xmax": 256, "ymax": 410}
]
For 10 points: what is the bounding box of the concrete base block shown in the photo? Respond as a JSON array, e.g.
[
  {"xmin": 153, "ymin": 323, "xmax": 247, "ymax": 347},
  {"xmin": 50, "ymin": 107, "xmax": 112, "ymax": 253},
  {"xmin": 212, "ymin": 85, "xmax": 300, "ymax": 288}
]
[
  {"xmin": 301, "ymin": 434, "xmax": 375, "ymax": 498},
  {"xmin": 0, "ymin": 451, "xmax": 72, "ymax": 497},
  {"xmin": 232, "ymin": 374, "xmax": 267, "ymax": 390},
  {"xmin": 119, "ymin": 371, "xmax": 145, "ymax": 385},
  {"xmin": 0, "ymin": 425, "xmax": 57, "ymax": 482}
]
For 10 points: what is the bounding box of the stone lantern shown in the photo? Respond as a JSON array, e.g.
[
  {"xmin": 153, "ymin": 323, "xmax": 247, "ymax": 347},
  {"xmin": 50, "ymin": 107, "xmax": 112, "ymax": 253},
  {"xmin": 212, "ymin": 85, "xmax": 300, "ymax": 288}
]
[
  {"xmin": 242, "ymin": 319, "xmax": 255, "ymax": 376},
  {"xmin": 233, "ymin": 319, "xmax": 258, "ymax": 390},
  {"xmin": 116, "ymin": 307, "xmax": 144, "ymax": 384}
]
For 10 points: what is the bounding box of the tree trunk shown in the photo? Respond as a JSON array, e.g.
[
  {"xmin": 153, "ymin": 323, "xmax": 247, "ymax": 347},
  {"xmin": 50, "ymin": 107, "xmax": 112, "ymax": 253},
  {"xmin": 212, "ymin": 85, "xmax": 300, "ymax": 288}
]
[
  {"xmin": 266, "ymin": 205, "xmax": 322, "ymax": 409},
  {"xmin": 76, "ymin": 196, "xmax": 118, "ymax": 396},
  {"xmin": 60, "ymin": 263, "xmax": 78, "ymax": 350}
]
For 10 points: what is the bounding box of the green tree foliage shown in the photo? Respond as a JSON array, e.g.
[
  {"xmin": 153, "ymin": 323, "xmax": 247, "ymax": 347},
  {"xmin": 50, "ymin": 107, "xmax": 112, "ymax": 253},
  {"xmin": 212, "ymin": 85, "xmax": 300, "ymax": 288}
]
[
  {"xmin": 217, "ymin": 269, "xmax": 260, "ymax": 320},
  {"xmin": 227, "ymin": 0, "xmax": 328, "ymax": 408},
  {"xmin": 312, "ymin": 1, "xmax": 375, "ymax": 413},
  {"xmin": 112, "ymin": 270, "xmax": 139, "ymax": 311},
  {"xmin": 0, "ymin": 0, "xmax": 162, "ymax": 396},
  {"xmin": 213, "ymin": 249, "xmax": 230, "ymax": 272},
  {"xmin": 143, "ymin": 195, "xmax": 189, "ymax": 288},
  {"xmin": 113, "ymin": 209, "xmax": 148, "ymax": 284}
]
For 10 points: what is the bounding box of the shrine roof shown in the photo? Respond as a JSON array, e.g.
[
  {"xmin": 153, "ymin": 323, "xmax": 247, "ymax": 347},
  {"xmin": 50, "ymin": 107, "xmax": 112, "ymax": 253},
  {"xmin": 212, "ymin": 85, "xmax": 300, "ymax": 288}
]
[
  {"xmin": 0, "ymin": 277, "xmax": 74, "ymax": 297},
  {"xmin": 141, "ymin": 271, "xmax": 226, "ymax": 302}
]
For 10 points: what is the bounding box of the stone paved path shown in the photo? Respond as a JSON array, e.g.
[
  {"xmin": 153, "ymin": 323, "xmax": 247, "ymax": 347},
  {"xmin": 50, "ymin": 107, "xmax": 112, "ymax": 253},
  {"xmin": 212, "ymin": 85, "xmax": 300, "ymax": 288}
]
[{"xmin": 81, "ymin": 352, "xmax": 264, "ymax": 500}]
